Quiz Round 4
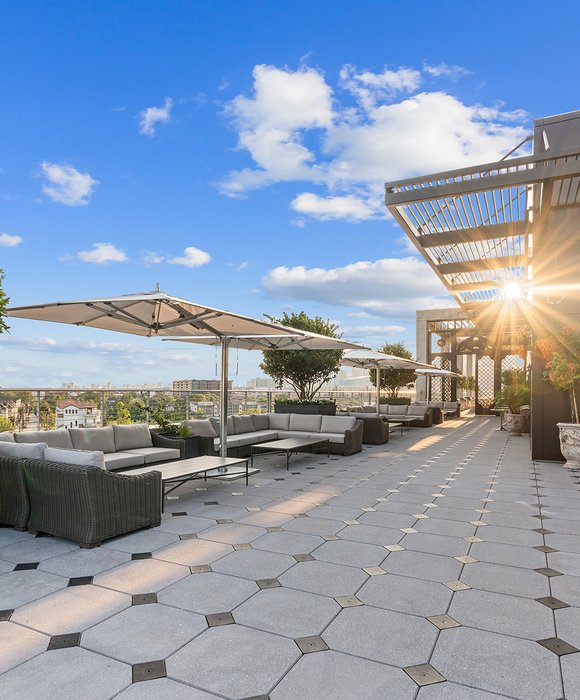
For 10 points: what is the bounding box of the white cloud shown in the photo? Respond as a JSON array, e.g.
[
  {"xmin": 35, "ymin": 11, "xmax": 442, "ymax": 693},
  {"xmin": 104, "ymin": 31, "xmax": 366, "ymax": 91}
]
[
  {"xmin": 291, "ymin": 192, "xmax": 377, "ymax": 221},
  {"xmin": 141, "ymin": 251, "xmax": 165, "ymax": 266},
  {"xmin": 340, "ymin": 324, "xmax": 406, "ymax": 337},
  {"xmin": 0, "ymin": 232, "xmax": 23, "ymax": 247},
  {"xmin": 262, "ymin": 257, "xmax": 453, "ymax": 317},
  {"xmin": 75, "ymin": 243, "xmax": 128, "ymax": 264},
  {"xmin": 221, "ymin": 63, "xmax": 529, "ymax": 220},
  {"xmin": 168, "ymin": 246, "xmax": 211, "ymax": 268},
  {"xmin": 40, "ymin": 162, "xmax": 98, "ymax": 206},
  {"xmin": 139, "ymin": 97, "xmax": 173, "ymax": 136}
]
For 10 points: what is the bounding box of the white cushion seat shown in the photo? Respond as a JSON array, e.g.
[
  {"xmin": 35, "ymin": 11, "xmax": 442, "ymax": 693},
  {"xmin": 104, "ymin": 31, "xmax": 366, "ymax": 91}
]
[
  {"xmin": 103, "ymin": 452, "xmax": 145, "ymax": 469},
  {"xmin": 123, "ymin": 447, "xmax": 180, "ymax": 464},
  {"xmin": 314, "ymin": 432, "xmax": 346, "ymax": 444},
  {"xmin": 214, "ymin": 430, "xmax": 278, "ymax": 449},
  {"xmin": 44, "ymin": 447, "xmax": 106, "ymax": 470}
]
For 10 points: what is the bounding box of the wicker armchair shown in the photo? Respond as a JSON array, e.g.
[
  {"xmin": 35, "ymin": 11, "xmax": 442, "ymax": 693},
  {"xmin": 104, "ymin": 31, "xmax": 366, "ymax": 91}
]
[
  {"xmin": 23, "ymin": 459, "xmax": 162, "ymax": 548},
  {"xmin": 348, "ymin": 414, "xmax": 390, "ymax": 445},
  {"xmin": 0, "ymin": 456, "xmax": 29, "ymax": 530}
]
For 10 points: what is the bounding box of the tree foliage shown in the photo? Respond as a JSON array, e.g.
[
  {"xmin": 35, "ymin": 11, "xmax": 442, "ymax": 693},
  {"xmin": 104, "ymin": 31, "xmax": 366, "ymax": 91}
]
[
  {"xmin": 0, "ymin": 416, "xmax": 15, "ymax": 432},
  {"xmin": 259, "ymin": 312, "xmax": 343, "ymax": 400},
  {"xmin": 111, "ymin": 401, "xmax": 132, "ymax": 425},
  {"xmin": 0, "ymin": 269, "xmax": 10, "ymax": 335},
  {"xmin": 369, "ymin": 341, "xmax": 417, "ymax": 398}
]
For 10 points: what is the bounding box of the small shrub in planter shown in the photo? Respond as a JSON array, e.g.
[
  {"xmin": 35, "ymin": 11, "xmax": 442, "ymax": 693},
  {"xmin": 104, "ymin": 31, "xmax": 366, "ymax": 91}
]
[
  {"xmin": 274, "ymin": 399, "xmax": 337, "ymax": 415},
  {"xmin": 379, "ymin": 398, "xmax": 411, "ymax": 406}
]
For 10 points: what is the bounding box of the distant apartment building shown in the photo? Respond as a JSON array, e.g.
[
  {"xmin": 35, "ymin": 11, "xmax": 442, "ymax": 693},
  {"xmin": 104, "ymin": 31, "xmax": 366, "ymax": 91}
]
[
  {"xmin": 172, "ymin": 379, "xmax": 233, "ymax": 393},
  {"xmin": 55, "ymin": 400, "xmax": 101, "ymax": 429}
]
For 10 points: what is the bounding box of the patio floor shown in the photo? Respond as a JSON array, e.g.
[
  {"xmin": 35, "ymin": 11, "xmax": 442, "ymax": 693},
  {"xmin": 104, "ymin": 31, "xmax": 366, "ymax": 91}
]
[{"xmin": 1, "ymin": 415, "xmax": 580, "ymax": 699}]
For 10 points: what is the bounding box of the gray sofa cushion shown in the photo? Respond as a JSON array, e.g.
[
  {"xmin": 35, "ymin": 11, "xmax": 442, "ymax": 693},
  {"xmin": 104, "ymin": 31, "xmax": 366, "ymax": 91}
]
[
  {"xmin": 44, "ymin": 446, "xmax": 105, "ymax": 470},
  {"xmin": 209, "ymin": 417, "xmax": 221, "ymax": 434},
  {"xmin": 379, "ymin": 404, "xmax": 389, "ymax": 415},
  {"xmin": 252, "ymin": 414, "xmax": 269, "ymax": 431},
  {"xmin": 387, "ymin": 405, "xmax": 408, "ymax": 416},
  {"xmin": 70, "ymin": 426, "xmax": 116, "ymax": 453},
  {"xmin": 232, "ymin": 415, "xmax": 255, "ymax": 434},
  {"xmin": 0, "ymin": 431, "xmax": 15, "ymax": 442},
  {"xmin": 103, "ymin": 452, "xmax": 145, "ymax": 470},
  {"xmin": 15, "ymin": 429, "xmax": 73, "ymax": 449},
  {"xmin": 363, "ymin": 406, "xmax": 376, "ymax": 413},
  {"xmin": 215, "ymin": 431, "xmax": 278, "ymax": 450},
  {"xmin": 123, "ymin": 447, "xmax": 180, "ymax": 464},
  {"xmin": 268, "ymin": 413, "xmax": 290, "ymax": 431},
  {"xmin": 0, "ymin": 441, "xmax": 47, "ymax": 460},
  {"xmin": 320, "ymin": 415, "xmax": 356, "ymax": 433},
  {"xmin": 316, "ymin": 432, "xmax": 347, "ymax": 445},
  {"xmin": 113, "ymin": 424, "xmax": 153, "ymax": 451},
  {"xmin": 408, "ymin": 405, "xmax": 428, "ymax": 416},
  {"xmin": 289, "ymin": 414, "xmax": 322, "ymax": 433},
  {"xmin": 443, "ymin": 402, "xmax": 458, "ymax": 410},
  {"xmin": 183, "ymin": 419, "xmax": 217, "ymax": 437}
]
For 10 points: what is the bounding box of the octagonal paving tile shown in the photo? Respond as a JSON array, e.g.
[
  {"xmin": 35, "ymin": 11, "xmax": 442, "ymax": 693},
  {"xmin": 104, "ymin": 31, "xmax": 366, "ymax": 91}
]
[
  {"xmin": 555, "ymin": 606, "xmax": 580, "ymax": 649},
  {"xmin": 562, "ymin": 652, "xmax": 580, "ymax": 700},
  {"xmin": 187, "ymin": 505, "xmax": 248, "ymax": 520},
  {"xmin": 270, "ymin": 649, "xmax": 416, "ymax": 699},
  {"xmin": 358, "ymin": 511, "xmax": 419, "ymax": 530},
  {"xmin": 305, "ymin": 505, "xmax": 363, "ymax": 521},
  {"xmin": 82, "ymin": 603, "xmax": 206, "ymax": 664},
  {"xmin": 238, "ymin": 510, "xmax": 294, "ymax": 528},
  {"xmin": 545, "ymin": 532, "xmax": 580, "ymax": 554},
  {"xmin": 101, "ymin": 529, "xmax": 179, "ymax": 553},
  {"xmin": 263, "ymin": 499, "xmax": 317, "ymax": 516},
  {"xmin": 358, "ymin": 572, "xmax": 453, "ymax": 618},
  {"xmin": 430, "ymin": 626, "xmax": 561, "ymax": 699},
  {"xmin": 0, "ymin": 569, "xmax": 68, "ymax": 609},
  {"xmin": 11, "ymin": 584, "xmax": 131, "ymax": 635},
  {"xmin": 546, "ymin": 551, "xmax": 580, "ymax": 577},
  {"xmin": 551, "ymin": 573, "xmax": 580, "ymax": 608},
  {"xmin": 0, "ymin": 647, "xmax": 131, "ymax": 699},
  {"xmin": 460, "ymin": 562, "xmax": 550, "ymax": 599},
  {"xmin": 338, "ymin": 523, "xmax": 402, "ymax": 546},
  {"xmin": 0, "ymin": 622, "xmax": 49, "ymax": 675},
  {"xmin": 94, "ymin": 559, "xmax": 189, "ymax": 595},
  {"xmin": 211, "ymin": 549, "xmax": 295, "ymax": 581},
  {"xmin": 279, "ymin": 560, "xmax": 367, "ymax": 598},
  {"xmin": 234, "ymin": 586, "xmax": 340, "ymax": 638},
  {"xmin": 381, "ymin": 550, "xmax": 463, "ymax": 583},
  {"xmin": 414, "ymin": 518, "xmax": 476, "ymax": 538},
  {"xmin": 38, "ymin": 547, "xmax": 131, "ymax": 578},
  {"xmin": 324, "ymin": 605, "xmax": 438, "ymax": 667},
  {"xmin": 0, "ymin": 529, "xmax": 36, "ymax": 549},
  {"xmin": 167, "ymin": 624, "xmax": 300, "ymax": 698},
  {"xmin": 153, "ymin": 539, "xmax": 232, "ymax": 566},
  {"xmin": 313, "ymin": 540, "xmax": 388, "ymax": 568},
  {"xmin": 469, "ymin": 541, "xmax": 546, "ymax": 569},
  {"xmin": 0, "ymin": 536, "xmax": 78, "ymax": 563},
  {"xmin": 158, "ymin": 572, "xmax": 258, "ymax": 615},
  {"xmin": 252, "ymin": 531, "xmax": 323, "ymax": 555},
  {"xmin": 0, "ymin": 558, "xmax": 15, "ymax": 574},
  {"xmin": 400, "ymin": 532, "xmax": 470, "ymax": 557},
  {"xmin": 449, "ymin": 588, "xmax": 555, "ymax": 640},
  {"xmin": 197, "ymin": 523, "xmax": 267, "ymax": 545},
  {"xmin": 156, "ymin": 515, "xmax": 217, "ymax": 535},
  {"xmin": 116, "ymin": 677, "xmax": 219, "ymax": 698},
  {"xmin": 477, "ymin": 525, "xmax": 542, "ymax": 547},
  {"xmin": 417, "ymin": 681, "xmax": 516, "ymax": 699},
  {"xmin": 282, "ymin": 516, "xmax": 345, "ymax": 536}
]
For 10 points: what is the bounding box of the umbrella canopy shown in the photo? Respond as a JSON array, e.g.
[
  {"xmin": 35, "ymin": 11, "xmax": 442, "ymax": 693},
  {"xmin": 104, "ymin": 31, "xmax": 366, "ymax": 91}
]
[
  {"xmin": 341, "ymin": 349, "xmax": 437, "ymax": 414},
  {"xmin": 7, "ymin": 290, "xmax": 364, "ymax": 457},
  {"xmin": 415, "ymin": 368, "xmax": 459, "ymax": 377}
]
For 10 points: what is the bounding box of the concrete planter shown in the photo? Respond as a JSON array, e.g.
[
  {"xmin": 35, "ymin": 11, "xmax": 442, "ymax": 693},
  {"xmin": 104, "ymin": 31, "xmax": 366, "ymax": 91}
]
[
  {"xmin": 557, "ymin": 423, "xmax": 580, "ymax": 469},
  {"xmin": 274, "ymin": 404, "xmax": 336, "ymax": 416},
  {"xmin": 505, "ymin": 413, "xmax": 526, "ymax": 435}
]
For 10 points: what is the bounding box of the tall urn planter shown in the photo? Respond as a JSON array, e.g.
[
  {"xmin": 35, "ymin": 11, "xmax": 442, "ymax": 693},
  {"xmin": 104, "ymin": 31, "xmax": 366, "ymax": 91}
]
[{"xmin": 557, "ymin": 423, "xmax": 580, "ymax": 469}]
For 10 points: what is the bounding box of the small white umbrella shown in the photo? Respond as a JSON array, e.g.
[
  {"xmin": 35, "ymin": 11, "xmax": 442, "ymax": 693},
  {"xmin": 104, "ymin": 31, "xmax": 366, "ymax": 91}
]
[
  {"xmin": 415, "ymin": 367, "xmax": 460, "ymax": 402},
  {"xmin": 341, "ymin": 349, "xmax": 437, "ymax": 415}
]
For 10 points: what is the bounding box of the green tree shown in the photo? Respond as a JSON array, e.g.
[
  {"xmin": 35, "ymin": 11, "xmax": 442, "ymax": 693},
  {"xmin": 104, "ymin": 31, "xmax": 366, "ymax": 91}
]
[
  {"xmin": 39, "ymin": 400, "xmax": 55, "ymax": 429},
  {"xmin": 0, "ymin": 268, "xmax": 10, "ymax": 335},
  {"xmin": 111, "ymin": 401, "xmax": 132, "ymax": 425},
  {"xmin": 0, "ymin": 416, "xmax": 15, "ymax": 432},
  {"xmin": 260, "ymin": 312, "xmax": 343, "ymax": 400},
  {"xmin": 369, "ymin": 341, "xmax": 417, "ymax": 398}
]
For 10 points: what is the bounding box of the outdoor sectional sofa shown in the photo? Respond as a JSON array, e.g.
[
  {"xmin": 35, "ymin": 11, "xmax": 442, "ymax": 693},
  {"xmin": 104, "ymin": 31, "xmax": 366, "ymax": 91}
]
[{"xmin": 183, "ymin": 412, "xmax": 364, "ymax": 457}]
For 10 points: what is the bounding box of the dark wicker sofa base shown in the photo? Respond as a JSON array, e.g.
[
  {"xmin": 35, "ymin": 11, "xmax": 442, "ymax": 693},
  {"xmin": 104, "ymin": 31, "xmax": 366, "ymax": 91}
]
[{"xmin": 0, "ymin": 456, "xmax": 30, "ymax": 530}]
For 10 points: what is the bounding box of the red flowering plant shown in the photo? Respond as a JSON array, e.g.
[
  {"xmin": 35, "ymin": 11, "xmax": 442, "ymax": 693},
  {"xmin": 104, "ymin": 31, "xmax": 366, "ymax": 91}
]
[{"xmin": 536, "ymin": 325, "xmax": 580, "ymax": 423}]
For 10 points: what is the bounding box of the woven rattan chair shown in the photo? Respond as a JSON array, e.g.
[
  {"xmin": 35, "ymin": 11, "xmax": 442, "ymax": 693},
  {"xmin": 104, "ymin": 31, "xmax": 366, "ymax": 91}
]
[{"xmin": 0, "ymin": 456, "xmax": 30, "ymax": 530}]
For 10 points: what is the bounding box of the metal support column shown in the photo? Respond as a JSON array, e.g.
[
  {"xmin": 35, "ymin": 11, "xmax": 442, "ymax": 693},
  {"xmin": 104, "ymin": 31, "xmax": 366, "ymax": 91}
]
[{"xmin": 219, "ymin": 338, "xmax": 230, "ymax": 458}]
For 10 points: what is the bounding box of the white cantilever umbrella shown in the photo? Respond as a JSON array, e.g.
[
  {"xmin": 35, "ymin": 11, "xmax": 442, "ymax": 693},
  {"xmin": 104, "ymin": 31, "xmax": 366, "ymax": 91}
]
[
  {"xmin": 7, "ymin": 290, "xmax": 364, "ymax": 457},
  {"xmin": 415, "ymin": 367, "xmax": 460, "ymax": 401},
  {"xmin": 341, "ymin": 349, "xmax": 437, "ymax": 415}
]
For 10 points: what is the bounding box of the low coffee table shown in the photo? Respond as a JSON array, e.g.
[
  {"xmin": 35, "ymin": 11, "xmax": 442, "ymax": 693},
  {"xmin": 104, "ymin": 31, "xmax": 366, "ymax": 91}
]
[
  {"xmin": 124, "ymin": 455, "xmax": 253, "ymax": 511},
  {"xmin": 384, "ymin": 416, "xmax": 417, "ymax": 435},
  {"xmin": 250, "ymin": 437, "xmax": 330, "ymax": 470}
]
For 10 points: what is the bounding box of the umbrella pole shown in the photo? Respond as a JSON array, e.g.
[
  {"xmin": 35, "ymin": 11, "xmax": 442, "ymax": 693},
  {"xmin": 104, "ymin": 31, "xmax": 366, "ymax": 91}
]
[
  {"xmin": 219, "ymin": 338, "xmax": 229, "ymax": 458},
  {"xmin": 376, "ymin": 365, "xmax": 381, "ymax": 416}
]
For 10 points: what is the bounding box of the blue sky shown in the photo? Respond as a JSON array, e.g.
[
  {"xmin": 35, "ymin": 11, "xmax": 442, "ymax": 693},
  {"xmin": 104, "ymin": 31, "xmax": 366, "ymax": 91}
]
[{"xmin": 1, "ymin": 0, "xmax": 579, "ymax": 387}]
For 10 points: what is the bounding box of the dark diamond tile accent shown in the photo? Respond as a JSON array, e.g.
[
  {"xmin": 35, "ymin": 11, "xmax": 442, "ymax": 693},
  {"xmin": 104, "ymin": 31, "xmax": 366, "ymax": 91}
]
[
  {"xmin": 68, "ymin": 576, "xmax": 93, "ymax": 587},
  {"xmin": 532, "ymin": 514, "xmax": 551, "ymax": 520},
  {"xmin": 132, "ymin": 593, "xmax": 158, "ymax": 605},
  {"xmin": 294, "ymin": 553, "xmax": 315, "ymax": 562},
  {"xmin": 256, "ymin": 578, "xmax": 281, "ymax": 590},
  {"xmin": 427, "ymin": 614, "xmax": 461, "ymax": 630},
  {"xmin": 274, "ymin": 478, "xmax": 285, "ymax": 481},
  {"xmin": 295, "ymin": 635, "xmax": 329, "ymax": 654},
  {"xmin": 533, "ymin": 528, "xmax": 554, "ymax": 535},
  {"xmin": 48, "ymin": 633, "xmax": 82, "ymax": 651},
  {"xmin": 206, "ymin": 612, "xmax": 235, "ymax": 627},
  {"xmin": 291, "ymin": 472, "xmax": 301, "ymax": 475},
  {"xmin": 216, "ymin": 519, "xmax": 233, "ymax": 524},
  {"xmin": 534, "ymin": 545, "xmax": 559, "ymax": 553},
  {"xmin": 403, "ymin": 663, "xmax": 446, "ymax": 687},
  {"xmin": 305, "ymin": 467, "xmax": 315, "ymax": 470},
  {"xmin": 171, "ymin": 512, "xmax": 188, "ymax": 517},
  {"xmin": 132, "ymin": 552, "xmax": 152, "ymax": 560},
  {"xmin": 180, "ymin": 533, "xmax": 197, "ymax": 540},
  {"xmin": 34, "ymin": 531, "xmax": 51, "ymax": 538},
  {"xmin": 335, "ymin": 595, "xmax": 362, "ymax": 608},
  {"xmin": 13, "ymin": 562, "xmax": 39, "ymax": 571},
  {"xmin": 534, "ymin": 567, "xmax": 564, "ymax": 578},
  {"xmin": 537, "ymin": 637, "xmax": 580, "ymax": 656},
  {"xmin": 132, "ymin": 660, "xmax": 167, "ymax": 683},
  {"xmin": 0, "ymin": 610, "xmax": 14, "ymax": 621},
  {"xmin": 242, "ymin": 696, "xmax": 270, "ymax": 700},
  {"xmin": 204, "ymin": 501, "xmax": 219, "ymax": 506},
  {"xmin": 536, "ymin": 596, "xmax": 570, "ymax": 610},
  {"xmin": 234, "ymin": 544, "xmax": 252, "ymax": 551},
  {"xmin": 190, "ymin": 565, "xmax": 212, "ymax": 574},
  {"xmin": 266, "ymin": 527, "xmax": 283, "ymax": 533}
]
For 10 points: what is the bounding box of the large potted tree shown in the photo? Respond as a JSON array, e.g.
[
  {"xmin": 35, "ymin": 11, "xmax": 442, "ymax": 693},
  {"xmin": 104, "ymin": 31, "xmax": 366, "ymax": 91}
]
[
  {"xmin": 495, "ymin": 379, "xmax": 530, "ymax": 435},
  {"xmin": 260, "ymin": 312, "xmax": 342, "ymax": 415},
  {"xmin": 536, "ymin": 326, "xmax": 580, "ymax": 468}
]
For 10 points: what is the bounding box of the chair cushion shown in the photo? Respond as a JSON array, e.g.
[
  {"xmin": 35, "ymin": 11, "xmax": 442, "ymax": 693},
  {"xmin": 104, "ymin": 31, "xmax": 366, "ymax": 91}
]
[
  {"xmin": 70, "ymin": 426, "xmax": 116, "ymax": 453},
  {"xmin": 113, "ymin": 424, "xmax": 153, "ymax": 451},
  {"xmin": 268, "ymin": 413, "xmax": 290, "ymax": 431},
  {"xmin": 289, "ymin": 414, "xmax": 322, "ymax": 433},
  {"xmin": 443, "ymin": 402, "xmax": 458, "ymax": 410},
  {"xmin": 214, "ymin": 431, "xmax": 278, "ymax": 449},
  {"xmin": 316, "ymin": 432, "xmax": 346, "ymax": 445},
  {"xmin": 124, "ymin": 447, "xmax": 180, "ymax": 464},
  {"xmin": 363, "ymin": 406, "xmax": 376, "ymax": 413},
  {"xmin": 0, "ymin": 441, "xmax": 47, "ymax": 460},
  {"xmin": 379, "ymin": 404, "xmax": 389, "ymax": 415},
  {"xmin": 232, "ymin": 415, "xmax": 255, "ymax": 434},
  {"xmin": 183, "ymin": 419, "xmax": 217, "ymax": 437},
  {"xmin": 0, "ymin": 431, "xmax": 15, "ymax": 442},
  {"xmin": 320, "ymin": 416, "xmax": 356, "ymax": 433},
  {"xmin": 252, "ymin": 414, "xmax": 269, "ymax": 431},
  {"xmin": 408, "ymin": 405, "xmax": 428, "ymax": 416},
  {"xmin": 15, "ymin": 429, "xmax": 73, "ymax": 449},
  {"xmin": 44, "ymin": 446, "xmax": 105, "ymax": 470},
  {"xmin": 103, "ymin": 452, "xmax": 145, "ymax": 470},
  {"xmin": 387, "ymin": 405, "xmax": 408, "ymax": 416}
]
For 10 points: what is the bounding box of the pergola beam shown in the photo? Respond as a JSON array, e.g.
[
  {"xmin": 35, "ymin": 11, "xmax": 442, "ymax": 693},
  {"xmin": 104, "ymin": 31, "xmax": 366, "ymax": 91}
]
[
  {"xmin": 437, "ymin": 255, "xmax": 528, "ymax": 276},
  {"xmin": 418, "ymin": 221, "xmax": 527, "ymax": 247}
]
